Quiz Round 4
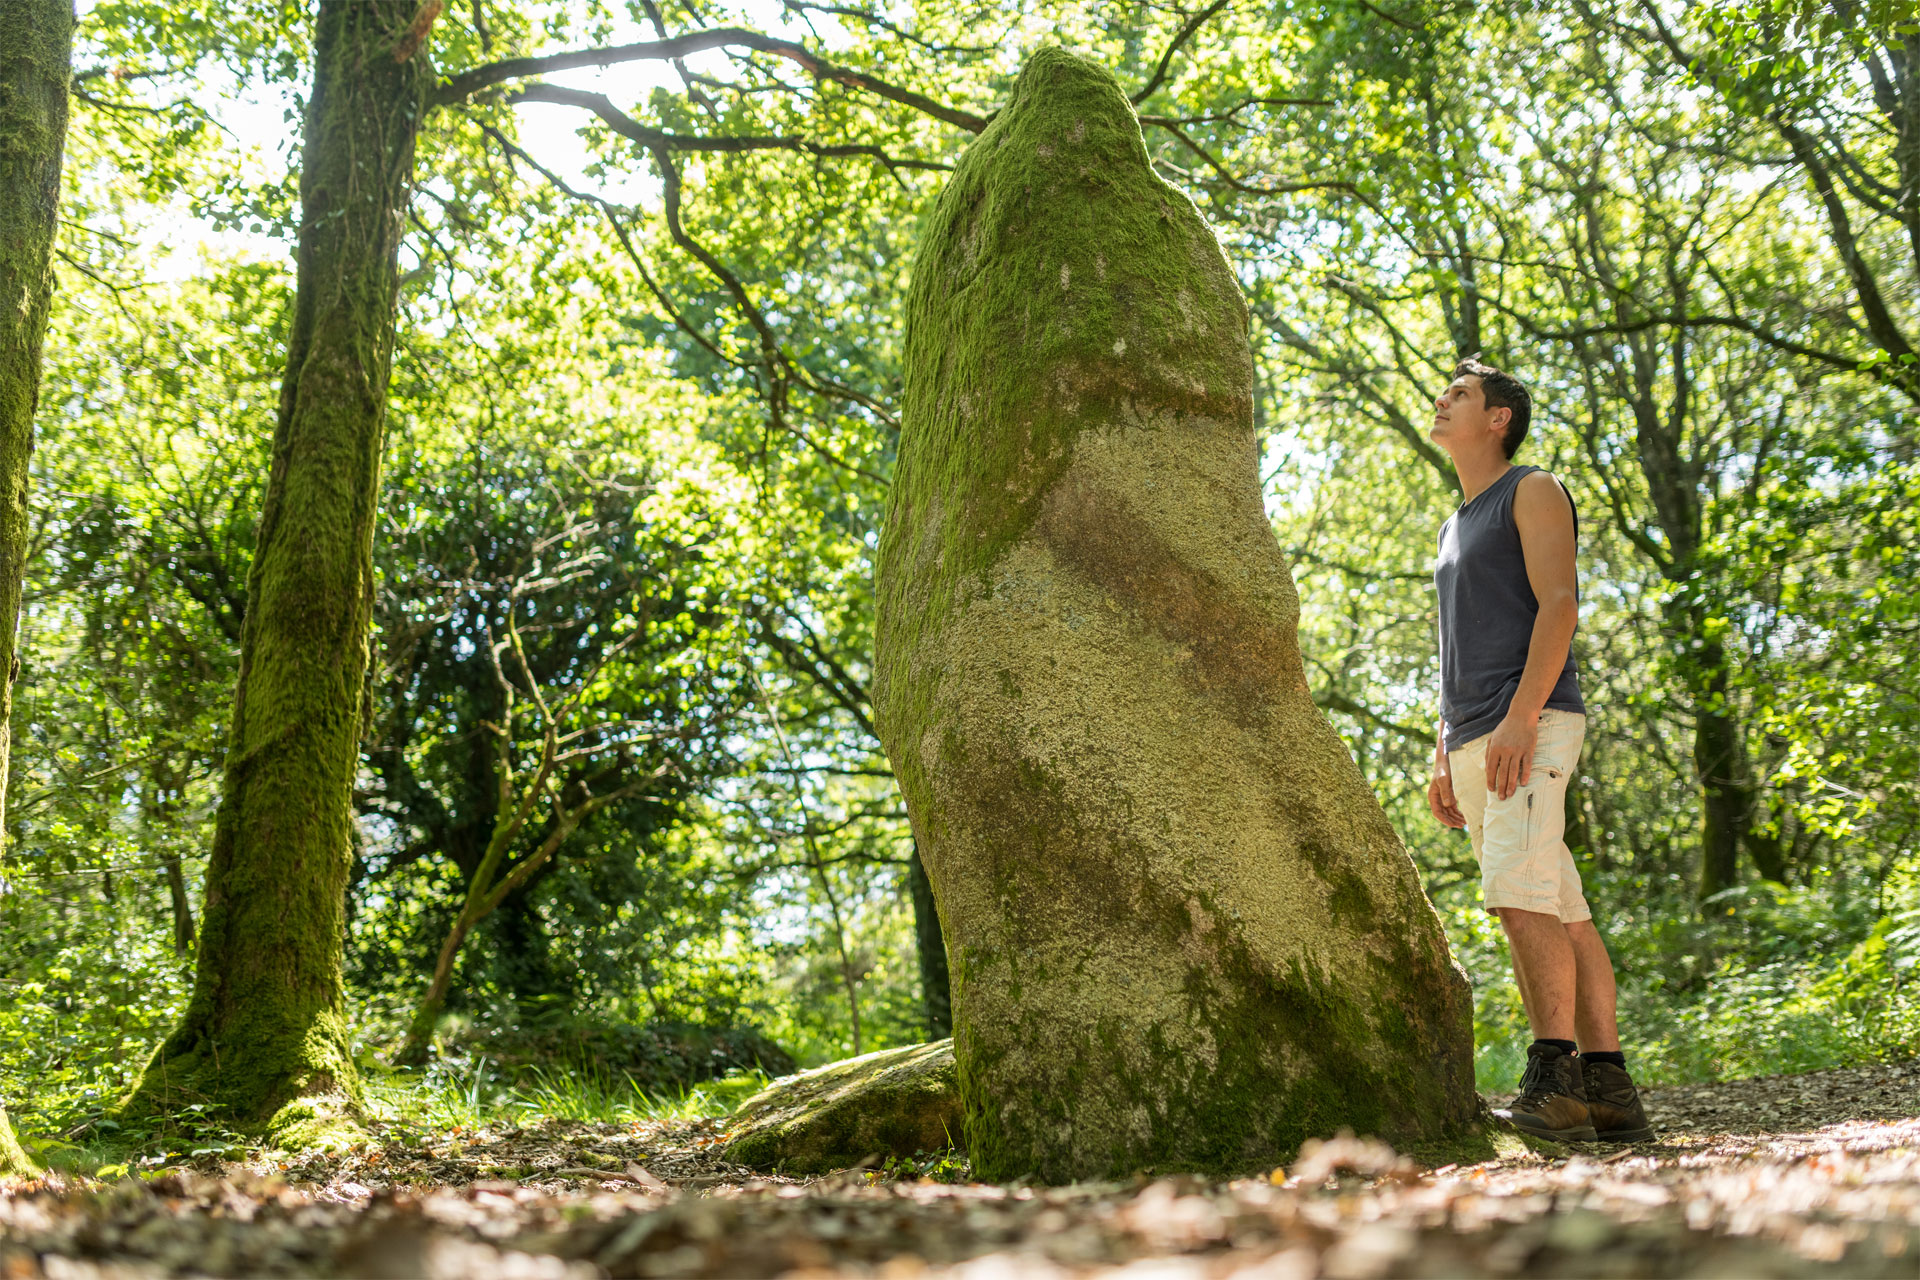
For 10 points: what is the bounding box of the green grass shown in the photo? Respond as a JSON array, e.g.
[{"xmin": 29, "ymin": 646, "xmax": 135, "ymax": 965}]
[
  {"xmin": 360, "ymin": 1055, "xmax": 773, "ymax": 1133},
  {"xmin": 13, "ymin": 1061, "xmax": 774, "ymax": 1181}
]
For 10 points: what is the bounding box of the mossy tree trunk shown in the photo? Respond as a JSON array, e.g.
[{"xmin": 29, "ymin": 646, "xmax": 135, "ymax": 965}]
[
  {"xmin": 0, "ymin": 0, "xmax": 76, "ymax": 1177},
  {"xmin": 125, "ymin": 0, "xmax": 439, "ymax": 1132},
  {"xmin": 873, "ymin": 49, "xmax": 1478, "ymax": 1184}
]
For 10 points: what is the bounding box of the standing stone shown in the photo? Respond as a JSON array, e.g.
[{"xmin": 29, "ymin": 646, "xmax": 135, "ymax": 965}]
[{"xmin": 873, "ymin": 48, "xmax": 1477, "ymax": 1183}]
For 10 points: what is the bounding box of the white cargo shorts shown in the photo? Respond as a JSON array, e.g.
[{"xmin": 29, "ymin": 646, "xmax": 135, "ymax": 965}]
[{"xmin": 1448, "ymin": 708, "xmax": 1590, "ymax": 923}]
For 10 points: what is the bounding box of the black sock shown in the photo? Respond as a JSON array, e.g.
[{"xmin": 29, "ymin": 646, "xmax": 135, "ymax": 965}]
[
  {"xmin": 1533, "ymin": 1038, "xmax": 1577, "ymax": 1056},
  {"xmin": 1581, "ymin": 1049, "xmax": 1625, "ymax": 1068}
]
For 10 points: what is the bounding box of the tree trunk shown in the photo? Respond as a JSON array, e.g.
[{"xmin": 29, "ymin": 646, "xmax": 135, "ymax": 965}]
[
  {"xmin": 907, "ymin": 844, "xmax": 951, "ymax": 1038},
  {"xmin": 143, "ymin": 766, "xmax": 198, "ymax": 953},
  {"xmin": 397, "ymin": 792, "xmax": 592, "ymax": 1066},
  {"xmin": 1694, "ymin": 696, "xmax": 1742, "ymax": 902},
  {"xmin": 873, "ymin": 50, "xmax": 1476, "ymax": 1183},
  {"xmin": 399, "ymin": 914, "xmax": 472, "ymax": 1066},
  {"xmin": 0, "ymin": 0, "xmax": 75, "ymax": 1178},
  {"xmin": 158, "ymin": 849, "xmax": 196, "ymax": 954},
  {"xmin": 125, "ymin": 1, "xmax": 436, "ymax": 1132},
  {"xmin": 1563, "ymin": 768, "xmax": 1595, "ymax": 864},
  {"xmin": 1692, "ymin": 650, "xmax": 1786, "ymax": 899}
]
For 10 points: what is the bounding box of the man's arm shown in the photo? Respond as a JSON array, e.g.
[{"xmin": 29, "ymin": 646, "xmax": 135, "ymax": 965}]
[
  {"xmin": 1429, "ymin": 723, "xmax": 1465, "ymax": 828},
  {"xmin": 1482, "ymin": 471, "xmax": 1580, "ymax": 800},
  {"xmin": 1429, "ymin": 604, "xmax": 1465, "ymax": 828}
]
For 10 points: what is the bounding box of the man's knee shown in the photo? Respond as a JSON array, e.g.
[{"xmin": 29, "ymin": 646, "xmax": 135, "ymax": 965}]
[
  {"xmin": 1564, "ymin": 916, "xmax": 1611, "ymax": 950},
  {"xmin": 1493, "ymin": 906, "xmax": 1562, "ymax": 928}
]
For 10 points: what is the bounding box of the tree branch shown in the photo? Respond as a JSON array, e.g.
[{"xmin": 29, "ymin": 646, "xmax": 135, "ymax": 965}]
[
  {"xmin": 1315, "ymin": 688, "xmax": 1430, "ymax": 745},
  {"xmin": 1131, "ymin": 0, "xmax": 1233, "ymax": 105},
  {"xmin": 1143, "ymin": 115, "xmax": 1372, "ymax": 201},
  {"xmin": 434, "ymin": 25, "xmax": 990, "ymax": 132},
  {"xmin": 510, "ymin": 83, "xmax": 949, "ymax": 170}
]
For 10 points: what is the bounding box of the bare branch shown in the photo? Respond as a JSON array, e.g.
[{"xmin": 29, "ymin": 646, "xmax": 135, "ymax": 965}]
[
  {"xmin": 474, "ymin": 121, "xmax": 750, "ymax": 374},
  {"xmin": 394, "ymin": 0, "xmax": 445, "ymax": 64},
  {"xmin": 513, "ymin": 84, "xmax": 949, "ymax": 170},
  {"xmin": 779, "ymin": 1, "xmax": 996, "ymax": 55},
  {"xmin": 469, "ymin": 0, "xmax": 493, "ymax": 53},
  {"xmin": 1132, "ymin": 0, "xmax": 1233, "ymax": 105},
  {"xmin": 1144, "ymin": 115, "xmax": 1373, "ymax": 202},
  {"xmin": 434, "ymin": 25, "xmax": 990, "ymax": 131},
  {"xmin": 478, "ymin": 114, "xmax": 900, "ymax": 470},
  {"xmin": 1316, "ymin": 687, "xmax": 1430, "ymax": 745},
  {"xmin": 1149, "ymin": 95, "xmax": 1335, "ymax": 126}
]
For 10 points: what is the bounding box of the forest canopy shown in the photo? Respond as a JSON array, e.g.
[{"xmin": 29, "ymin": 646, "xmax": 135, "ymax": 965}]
[{"xmin": 2, "ymin": 0, "xmax": 1919, "ymax": 1159}]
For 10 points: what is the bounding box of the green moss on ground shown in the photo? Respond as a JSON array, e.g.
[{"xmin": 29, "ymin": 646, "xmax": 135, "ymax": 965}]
[
  {"xmin": 266, "ymin": 1094, "xmax": 367, "ymax": 1152},
  {"xmin": 121, "ymin": 1004, "xmax": 363, "ymax": 1133}
]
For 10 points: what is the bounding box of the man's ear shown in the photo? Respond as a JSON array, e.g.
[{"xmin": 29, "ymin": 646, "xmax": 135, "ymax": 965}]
[{"xmin": 1487, "ymin": 406, "xmax": 1511, "ymax": 435}]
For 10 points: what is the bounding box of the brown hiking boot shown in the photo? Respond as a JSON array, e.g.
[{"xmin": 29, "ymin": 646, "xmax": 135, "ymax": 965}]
[
  {"xmin": 1493, "ymin": 1042, "xmax": 1596, "ymax": 1142},
  {"xmin": 1581, "ymin": 1057, "xmax": 1655, "ymax": 1142}
]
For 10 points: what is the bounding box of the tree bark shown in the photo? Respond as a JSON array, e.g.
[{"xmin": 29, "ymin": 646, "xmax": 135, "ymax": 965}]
[
  {"xmin": 874, "ymin": 50, "xmax": 1476, "ymax": 1183},
  {"xmin": 0, "ymin": 0, "xmax": 75, "ymax": 1178},
  {"xmin": 907, "ymin": 844, "xmax": 951, "ymax": 1038},
  {"xmin": 402, "ymin": 913, "xmax": 473, "ymax": 1063},
  {"xmin": 157, "ymin": 848, "xmax": 197, "ymax": 954},
  {"xmin": 1582, "ymin": 253, "xmax": 1784, "ymax": 900},
  {"xmin": 1691, "ymin": 642, "xmax": 1788, "ymax": 898},
  {"xmin": 142, "ymin": 764, "xmax": 198, "ymax": 954},
  {"xmin": 125, "ymin": 1, "xmax": 436, "ymax": 1132}
]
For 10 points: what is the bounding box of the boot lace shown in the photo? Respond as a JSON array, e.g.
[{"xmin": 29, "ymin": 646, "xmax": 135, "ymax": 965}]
[{"xmin": 1514, "ymin": 1054, "xmax": 1565, "ymax": 1106}]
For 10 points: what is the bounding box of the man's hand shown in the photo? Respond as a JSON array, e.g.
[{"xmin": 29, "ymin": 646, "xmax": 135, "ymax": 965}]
[
  {"xmin": 1484, "ymin": 712, "xmax": 1538, "ymax": 800},
  {"xmin": 1429, "ymin": 764, "xmax": 1465, "ymax": 829}
]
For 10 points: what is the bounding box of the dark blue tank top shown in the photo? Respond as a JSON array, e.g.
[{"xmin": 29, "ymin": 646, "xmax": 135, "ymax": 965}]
[{"xmin": 1436, "ymin": 465, "xmax": 1584, "ymax": 752}]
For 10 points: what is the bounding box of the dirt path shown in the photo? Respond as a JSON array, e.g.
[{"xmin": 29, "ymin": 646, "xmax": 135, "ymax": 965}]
[{"xmin": 3, "ymin": 1059, "xmax": 1917, "ymax": 1278}]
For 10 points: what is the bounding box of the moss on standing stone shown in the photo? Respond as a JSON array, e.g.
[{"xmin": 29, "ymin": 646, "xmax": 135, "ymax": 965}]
[{"xmin": 874, "ymin": 48, "xmax": 1478, "ymax": 1184}]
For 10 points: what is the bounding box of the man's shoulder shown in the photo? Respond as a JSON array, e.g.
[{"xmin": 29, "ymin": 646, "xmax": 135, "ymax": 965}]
[{"xmin": 1513, "ymin": 468, "xmax": 1573, "ymax": 513}]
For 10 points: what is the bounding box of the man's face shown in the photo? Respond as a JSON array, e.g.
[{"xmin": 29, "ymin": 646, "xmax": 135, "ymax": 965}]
[{"xmin": 1430, "ymin": 375, "xmax": 1507, "ymax": 454}]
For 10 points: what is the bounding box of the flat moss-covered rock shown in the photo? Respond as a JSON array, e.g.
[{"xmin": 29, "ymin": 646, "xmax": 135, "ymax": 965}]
[
  {"xmin": 873, "ymin": 48, "xmax": 1479, "ymax": 1183},
  {"xmin": 722, "ymin": 1041, "xmax": 960, "ymax": 1175}
]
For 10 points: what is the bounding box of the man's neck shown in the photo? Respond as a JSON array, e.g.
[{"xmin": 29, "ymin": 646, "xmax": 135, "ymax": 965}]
[{"xmin": 1452, "ymin": 451, "xmax": 1514, "ymax": 505}]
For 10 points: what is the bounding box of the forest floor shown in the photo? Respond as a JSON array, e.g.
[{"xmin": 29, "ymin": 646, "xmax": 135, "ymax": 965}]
[{"xmin": 2, "ymin": 1058, "xmax": 1917, "ymax": 1278}]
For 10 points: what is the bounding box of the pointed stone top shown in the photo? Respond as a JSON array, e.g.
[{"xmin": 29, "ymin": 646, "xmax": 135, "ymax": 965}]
[
  {"xmin": 990, "ymin": 46, "xmax": 1150, "ymax": 174},
  {"xmin": 888, "ymin": 46, "xmax": 1252, "ymax": 603}
]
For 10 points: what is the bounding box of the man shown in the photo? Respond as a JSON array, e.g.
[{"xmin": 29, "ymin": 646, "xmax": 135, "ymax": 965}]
[{"xmin": 1426, "ymin": 359, "xmax": 1652, "ymax": 1143}]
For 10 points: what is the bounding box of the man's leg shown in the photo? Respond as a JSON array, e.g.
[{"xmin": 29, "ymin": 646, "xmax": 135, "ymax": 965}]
[
  {"xmin": 1480, "ymin": 712, "xmax": 1598, "ymax": 1140},
  {"xmin": 1501, "ymin": 911, "xmax": 1621, "ymax": 1050},
  {"xmin": 1565, "ymin": 917, "xmax": 1652, "ymax": 1138},
  {"xmin": 1567, "ymin": 919, "xmax": 1620, "ymax": 1052},
  {"xmin": 1497, "ymin": 907, "xmax": 1577, "ymax": 1041},
  {"xmin": 1489, "ymin": 904, "xmax": 1593, "ymax": 1139}
]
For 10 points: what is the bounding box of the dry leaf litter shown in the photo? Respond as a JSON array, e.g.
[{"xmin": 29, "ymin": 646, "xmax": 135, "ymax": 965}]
[{"xmin": 2, "ymin": 1058, "xmax": 1917, "ymax": 1277}]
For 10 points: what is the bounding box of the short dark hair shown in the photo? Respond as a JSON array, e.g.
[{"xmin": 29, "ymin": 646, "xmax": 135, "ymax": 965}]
[{"xmin": 1454, "ymin": 359, "xmax": 1532, "ymax": 459}]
